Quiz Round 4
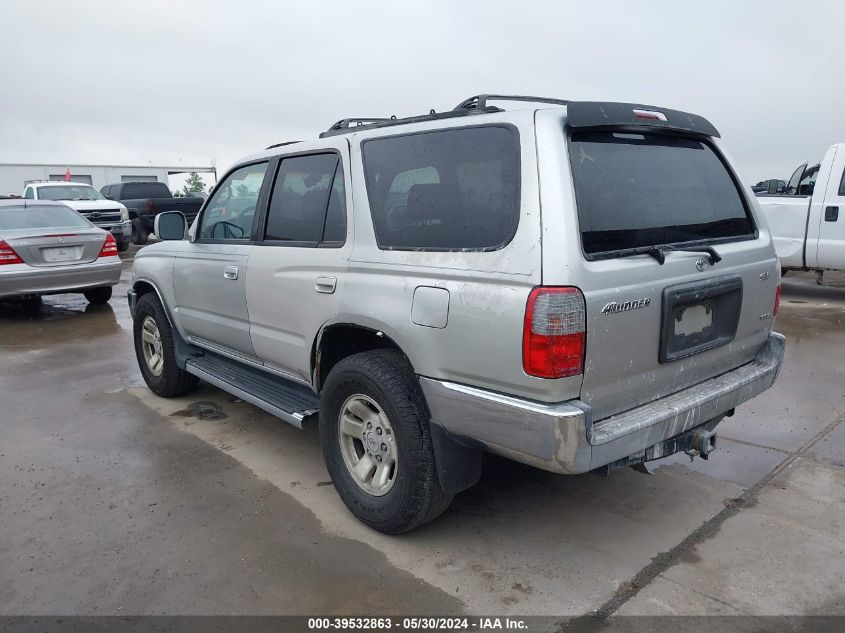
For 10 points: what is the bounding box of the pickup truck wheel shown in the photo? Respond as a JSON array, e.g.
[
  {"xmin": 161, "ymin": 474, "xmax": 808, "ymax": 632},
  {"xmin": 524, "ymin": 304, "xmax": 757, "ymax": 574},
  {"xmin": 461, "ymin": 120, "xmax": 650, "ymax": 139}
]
[
  {"xmin": 319, "ymin": 349, "xmax": 453, "ymax": 534},
  {"xmin": 83, "ymin": 286, "xmax": 112, "ymax": 304},
  {"xmin": 133, "ymin": 293, "xmax": 198, "ymax": 397},
  {"xmin": 131, "ymin": 219, "xmax": 149, "ymax": 245}
]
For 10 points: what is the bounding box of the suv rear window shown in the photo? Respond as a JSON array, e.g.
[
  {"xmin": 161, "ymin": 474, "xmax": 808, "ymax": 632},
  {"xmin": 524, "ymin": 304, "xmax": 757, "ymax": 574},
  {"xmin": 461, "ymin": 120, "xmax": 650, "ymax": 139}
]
[
  {"xmin": 568, "ymin": 131, "xmax": 755, "ymax": 257},
  {"xmin": 362, "ymin": 126, "xmax": 520, "ymax": 251}
]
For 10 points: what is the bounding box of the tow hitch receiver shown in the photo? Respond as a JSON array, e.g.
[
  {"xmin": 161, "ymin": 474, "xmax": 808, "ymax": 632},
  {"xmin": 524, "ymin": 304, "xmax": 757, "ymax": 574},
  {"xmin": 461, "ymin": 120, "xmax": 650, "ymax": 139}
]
[
  {"xmin": 593, "ymin": 422, "xmax": 720, "ymax": 476},
  {"xmin": 686, "ymin": 428, "xmax": 718, "ymax": 461}
]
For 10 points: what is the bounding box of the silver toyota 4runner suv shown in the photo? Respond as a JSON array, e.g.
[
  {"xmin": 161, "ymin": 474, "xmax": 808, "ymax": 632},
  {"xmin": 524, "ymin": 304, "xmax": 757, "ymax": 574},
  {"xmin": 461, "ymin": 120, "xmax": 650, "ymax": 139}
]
[{"xmin": 129, "ymin": 95, "xmax": 785, "ymax": 534}]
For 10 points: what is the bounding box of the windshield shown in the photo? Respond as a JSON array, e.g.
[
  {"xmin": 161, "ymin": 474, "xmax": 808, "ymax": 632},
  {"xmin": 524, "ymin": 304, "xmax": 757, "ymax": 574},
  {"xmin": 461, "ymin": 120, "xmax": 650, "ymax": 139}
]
[
  {"xmin": 568, "ymin": 131, "xmax": 755, "ymax": 257},
  {"xmin": 38, "ymin": 185, "xmax": 105, "ymax": 201},
  {"xmin": 0, "ymin": 205, "xmax": 91, "ymax": 231}
]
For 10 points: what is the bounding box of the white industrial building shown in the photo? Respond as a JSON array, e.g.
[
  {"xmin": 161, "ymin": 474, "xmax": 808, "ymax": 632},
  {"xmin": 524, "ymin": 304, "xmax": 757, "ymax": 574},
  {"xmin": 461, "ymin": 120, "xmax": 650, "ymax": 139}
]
[{"xmin": 0, "ymin": 163, "xmax": 217, "ymax": 197}]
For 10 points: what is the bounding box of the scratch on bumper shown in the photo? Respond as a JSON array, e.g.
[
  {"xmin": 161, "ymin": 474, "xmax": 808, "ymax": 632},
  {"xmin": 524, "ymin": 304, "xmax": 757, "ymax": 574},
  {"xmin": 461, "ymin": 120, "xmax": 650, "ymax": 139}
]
[{"xmin": 420, "ymin": 332, "xmax": 785, "ymax": 474}]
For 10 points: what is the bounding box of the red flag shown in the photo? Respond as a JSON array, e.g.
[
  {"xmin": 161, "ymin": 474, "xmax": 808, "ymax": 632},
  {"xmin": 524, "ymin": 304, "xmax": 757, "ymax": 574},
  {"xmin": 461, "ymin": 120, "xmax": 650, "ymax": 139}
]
[{"xmin": 64, "ymin": 168, "xmax": 71, "ymax": 182}]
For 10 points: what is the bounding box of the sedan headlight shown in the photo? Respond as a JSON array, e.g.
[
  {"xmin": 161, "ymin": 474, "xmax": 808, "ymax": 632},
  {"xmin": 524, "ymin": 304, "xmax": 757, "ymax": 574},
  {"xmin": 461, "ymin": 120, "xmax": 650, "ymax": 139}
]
[{"xmin": 120, "ymin": 207, "xmax": 129, "ymax": 222}]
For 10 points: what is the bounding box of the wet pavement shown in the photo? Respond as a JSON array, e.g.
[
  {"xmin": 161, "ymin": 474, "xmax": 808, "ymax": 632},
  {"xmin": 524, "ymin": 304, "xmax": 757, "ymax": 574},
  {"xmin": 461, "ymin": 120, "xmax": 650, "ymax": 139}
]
[{"xmin": 1, "ymin": 251, "xmax": 843, "ymax": 618}]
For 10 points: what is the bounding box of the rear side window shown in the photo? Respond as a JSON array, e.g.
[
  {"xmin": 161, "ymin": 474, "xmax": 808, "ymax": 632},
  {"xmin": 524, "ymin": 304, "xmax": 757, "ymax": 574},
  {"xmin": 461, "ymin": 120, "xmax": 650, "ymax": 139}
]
[
  {"xmin": 362, "ymin": 126, "xmax": 520, "ymax": 250},
  {"xmin": 121, "ymin": 182, "xmax": 171, "ymax": 199},
  {"xmin": 839, "ymin": 167, "xmax": 845, "ymax": 196},
  {"xmin": 568, "ymin": 131, "xmax": 755, "ymax": 257},
  {"xmin": 263, "ymin": 153, "xmax": 346, "ymax": 244}
]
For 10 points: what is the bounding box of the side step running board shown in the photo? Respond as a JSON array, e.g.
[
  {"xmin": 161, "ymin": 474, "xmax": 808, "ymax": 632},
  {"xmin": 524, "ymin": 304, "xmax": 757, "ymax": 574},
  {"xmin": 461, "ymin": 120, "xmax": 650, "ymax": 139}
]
[{"xmin": 185, "ymin": 355, "xmax": 319, "ymax": 428}]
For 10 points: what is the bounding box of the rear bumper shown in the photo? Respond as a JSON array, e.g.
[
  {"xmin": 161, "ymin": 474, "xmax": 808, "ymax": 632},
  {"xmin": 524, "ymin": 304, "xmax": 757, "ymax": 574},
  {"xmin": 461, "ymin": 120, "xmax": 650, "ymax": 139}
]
[
  {"xmin": 0, "ymin": 259, "xmax": 122, "ymax": 298},
  {"xmin": 420, "ymin": 332, "xmax": 785, "ymax": 474}
]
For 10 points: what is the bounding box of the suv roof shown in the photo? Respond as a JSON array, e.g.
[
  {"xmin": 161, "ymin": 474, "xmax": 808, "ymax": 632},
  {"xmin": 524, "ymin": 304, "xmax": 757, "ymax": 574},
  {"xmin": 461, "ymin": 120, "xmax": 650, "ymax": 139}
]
[{"xmin": 318, "ymin": 94, "xmax": 720, "ymax": 139}]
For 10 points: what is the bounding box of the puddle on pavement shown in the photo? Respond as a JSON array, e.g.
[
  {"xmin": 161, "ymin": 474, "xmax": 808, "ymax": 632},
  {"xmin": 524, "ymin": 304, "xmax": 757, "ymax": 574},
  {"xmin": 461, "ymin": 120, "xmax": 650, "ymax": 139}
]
[
  {"xmin": 171, "ymin": 401, "xmax": 229, "ymax": 422},
  {"xmin": 0, "ymin": 296, "xmax": 122, "ymax": 346}
]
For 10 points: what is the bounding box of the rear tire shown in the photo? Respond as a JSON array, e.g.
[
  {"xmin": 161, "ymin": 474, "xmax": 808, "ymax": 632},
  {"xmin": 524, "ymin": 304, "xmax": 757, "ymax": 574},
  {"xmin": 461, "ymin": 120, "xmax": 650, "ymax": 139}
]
[
  {"xmin": 117, "ymin": 239, "xmax": 130, "ymax": 253},
  {"xmin": 133, "ymin": 293, "xmax": 198, "ymax": 397},
  {"xmin": 131, "ymin": 219, "xmax": 149, "ymax": 245},
  {"xmin": 319, "ymin": 349, "xmax": 453, "ymax": 534},
  {"xmin": 21, "ymin": 295, "xmax": 42, "ymax": 315},
  {"xmin": 83, "ymin": 286, "xmax": 112, "ymax": 304}
]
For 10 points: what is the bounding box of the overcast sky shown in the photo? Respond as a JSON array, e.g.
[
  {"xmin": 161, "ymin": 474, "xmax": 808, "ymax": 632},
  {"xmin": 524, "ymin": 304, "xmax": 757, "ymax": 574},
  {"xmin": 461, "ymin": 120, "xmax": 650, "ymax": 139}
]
[{"xmin": 1, "ymin": 0, "xmax": 843, "ymax": 187}]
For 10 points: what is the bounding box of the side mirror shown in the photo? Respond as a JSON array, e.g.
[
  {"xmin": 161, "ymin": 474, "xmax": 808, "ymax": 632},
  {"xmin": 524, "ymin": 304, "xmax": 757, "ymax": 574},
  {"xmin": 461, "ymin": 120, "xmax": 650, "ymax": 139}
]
[
  {"xmin": 155, "ymin": 211, "xmax": 187, "ymax": 240},
  {"xmin": 766, "ymin": 179, "xmax": 779, "ymax": 195}
]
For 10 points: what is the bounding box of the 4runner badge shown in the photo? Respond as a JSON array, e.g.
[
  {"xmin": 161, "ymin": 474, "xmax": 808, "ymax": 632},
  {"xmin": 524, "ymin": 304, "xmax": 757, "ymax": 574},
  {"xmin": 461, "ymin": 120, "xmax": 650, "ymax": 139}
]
[{"xmin": 602, "ymin": 297, "xmax": 651, "ymax": 315}]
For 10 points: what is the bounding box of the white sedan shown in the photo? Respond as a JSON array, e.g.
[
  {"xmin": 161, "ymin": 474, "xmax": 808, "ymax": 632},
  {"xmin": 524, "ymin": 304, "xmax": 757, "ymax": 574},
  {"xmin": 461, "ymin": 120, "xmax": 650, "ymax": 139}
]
[{"xmin": 0, "ymin": 200, "xmax": 122, "ymax": 304}]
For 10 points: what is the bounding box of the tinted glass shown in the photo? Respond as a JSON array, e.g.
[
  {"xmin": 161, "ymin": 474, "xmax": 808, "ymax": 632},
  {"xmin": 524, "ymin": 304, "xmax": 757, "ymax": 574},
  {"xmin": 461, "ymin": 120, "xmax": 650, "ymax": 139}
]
[
  {"xmin": 37, "ymin": 185, "xmax": 104, "ymax": 201},
  {"xmin": 322, "ymin": 163, "xmax": 347, "ymax": 242},
  {"xmin": 264, "ymin": 154, "xmax": 340, "ymax": 243},
  {"xmin": 840, "ymin": 168, "xmax": 845, "ymax": 196},
  {"xmin": 23, "ymin": 188, "xmax": 34, "ymax": 199},
  {"xmin": 121, "ymin": 182, "xmax": 171, "ymax": 199},
  {"xmin": 0, "ymin": 205, "xmax": 90, "ymax": 230},
  {"xmin": 798, "ymin": 167, "xmax": 818, "ymax": 196},
  {"xmin": 362, "ymin": 126, "xmax": 520, "ymax": 250},
  {"xmin": 199, "ymin": 162, "xmax": 268, "ymax": 240},
  {"xmin": 568, "ymin": 131, "xmax": 754, "ymax": 256}
]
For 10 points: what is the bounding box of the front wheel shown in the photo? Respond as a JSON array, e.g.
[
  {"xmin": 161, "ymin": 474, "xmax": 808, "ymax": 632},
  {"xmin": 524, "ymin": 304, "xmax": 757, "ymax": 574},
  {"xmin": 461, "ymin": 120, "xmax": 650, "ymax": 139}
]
[
  {"xmin": 319, "ymin": 349, "xmax": 453, "ymax": 534},
  {"xmin": 133, "ymin": 293, "xmax": 198, "ymax": 397},
  {"xmin": 131, "ymin": 219, "xmax": 149, "ymax": 245},
  {"xmin": 83, "ymin": 286, "xmax": 112, "ymax": 304}
]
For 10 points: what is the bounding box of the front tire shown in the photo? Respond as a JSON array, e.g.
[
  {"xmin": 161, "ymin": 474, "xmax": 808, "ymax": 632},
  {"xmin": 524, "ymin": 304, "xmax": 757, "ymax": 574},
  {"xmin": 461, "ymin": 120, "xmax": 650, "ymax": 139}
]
[
  {"xmin": 83, "ymin": 286, "xmax": 112, "ymax": 304},
  {"xmin": 131, "ymin": 219, "xmax": 149, "ymax": 245},
  {"xmin": 319, "ymin": 349, "xmax": 453, "ymax": 534},
  {"xmin": 133, "ymin": 293, "xmax": 198, "ymax": 397}
]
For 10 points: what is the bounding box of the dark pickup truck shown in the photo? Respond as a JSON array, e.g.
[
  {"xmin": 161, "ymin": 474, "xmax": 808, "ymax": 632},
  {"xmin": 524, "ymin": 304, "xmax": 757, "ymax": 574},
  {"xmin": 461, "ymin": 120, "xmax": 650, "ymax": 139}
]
[{"xmin": 100, "ymin": 182, "xmax": 204, "ymax": 244}]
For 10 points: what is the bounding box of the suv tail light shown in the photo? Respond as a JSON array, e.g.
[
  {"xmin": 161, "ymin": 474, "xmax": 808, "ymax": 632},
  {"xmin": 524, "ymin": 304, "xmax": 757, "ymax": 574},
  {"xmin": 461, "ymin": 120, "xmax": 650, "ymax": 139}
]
[
  {"xmin": 98, "ymin": 234, "xmax": 118, "ymax": 258},
  {"xmin": 773, "ymin": 284, "xmax": 782, "ymax": 316},
  {"xmin": 523, "ymin": 286, "xmax": 586, "ymax": 378},
  {"xmin": 0, "ymin": 240, "xmax": 24, "ymax": 265}
]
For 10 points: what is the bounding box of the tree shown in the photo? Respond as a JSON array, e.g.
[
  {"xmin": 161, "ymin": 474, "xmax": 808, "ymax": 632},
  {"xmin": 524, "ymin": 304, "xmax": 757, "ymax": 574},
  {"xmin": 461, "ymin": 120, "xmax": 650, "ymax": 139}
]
[{"xmin": 182, "ymin": 172, "xmax": 206, "ymax": 195}]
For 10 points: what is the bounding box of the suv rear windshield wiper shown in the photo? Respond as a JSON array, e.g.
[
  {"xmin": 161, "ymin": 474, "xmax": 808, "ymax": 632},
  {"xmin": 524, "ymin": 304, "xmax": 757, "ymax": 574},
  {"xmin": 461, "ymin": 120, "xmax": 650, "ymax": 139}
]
[
  {"xmin": 598, "ymin": 244, "xmax": 723, "ymax": 265},
  {"xmin": 642, "ymin": 245, "xmax": 722, "ymax": 265}
]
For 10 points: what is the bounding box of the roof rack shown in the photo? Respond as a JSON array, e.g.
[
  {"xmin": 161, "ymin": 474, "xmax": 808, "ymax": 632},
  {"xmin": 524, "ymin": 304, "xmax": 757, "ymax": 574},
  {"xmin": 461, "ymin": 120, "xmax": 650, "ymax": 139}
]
[
  {"xmin": 265, "ymin": 141, "xmax": 302, "ymax": 150},
  {"xmin": 454, "ymin": 94, "xmax": 570, "ymax": 111},
  {"xmin": 319, "ymin": 108, "xmax": 501, "ymax": 138}
]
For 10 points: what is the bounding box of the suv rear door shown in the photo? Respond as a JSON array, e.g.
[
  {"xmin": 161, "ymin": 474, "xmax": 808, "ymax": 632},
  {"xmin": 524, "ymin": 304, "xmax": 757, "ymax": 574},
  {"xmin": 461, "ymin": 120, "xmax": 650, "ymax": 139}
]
[
  {"xmin": 246, "ymin": 142, "xmax": 351, "ymax": 383},
  {"xmin": 537, "ymin": 109, "xmax": 780, "ymax": 421}
]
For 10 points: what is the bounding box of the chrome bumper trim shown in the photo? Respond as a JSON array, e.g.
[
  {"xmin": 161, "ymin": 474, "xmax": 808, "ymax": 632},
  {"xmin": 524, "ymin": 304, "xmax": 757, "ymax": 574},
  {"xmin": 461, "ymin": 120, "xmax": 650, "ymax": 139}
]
[{"xmin": 420, "ymin": 332, "xmax": 785, "ymax": 474}]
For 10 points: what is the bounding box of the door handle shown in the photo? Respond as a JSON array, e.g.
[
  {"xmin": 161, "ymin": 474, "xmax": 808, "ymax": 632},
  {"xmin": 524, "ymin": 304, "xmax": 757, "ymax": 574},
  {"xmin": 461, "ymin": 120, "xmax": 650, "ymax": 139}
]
[
  {"xmin": 315, "ymin": 276, "xmax": 337, "ymax": 294},
  {"xmin": 223, "ymin": 265, "xmax": 239, "ymax": 280},
  {"xmin": 825, "ymin": 206, "xmax": 839, "ymax": 222}
]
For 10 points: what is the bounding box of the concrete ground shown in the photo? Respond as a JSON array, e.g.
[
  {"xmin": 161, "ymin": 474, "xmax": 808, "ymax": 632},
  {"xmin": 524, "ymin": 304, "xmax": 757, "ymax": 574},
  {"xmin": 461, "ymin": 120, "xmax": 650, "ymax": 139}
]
[{"xmin": 0, "ymin": 248, "xmax": 843, "ymax": 619}]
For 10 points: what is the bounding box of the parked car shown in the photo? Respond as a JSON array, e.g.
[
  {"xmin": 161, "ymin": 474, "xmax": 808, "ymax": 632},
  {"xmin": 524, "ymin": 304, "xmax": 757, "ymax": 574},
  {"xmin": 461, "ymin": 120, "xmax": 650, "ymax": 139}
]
[
  {"xmin": 129, "ymin": 95, "xmax": 784, "ymax": 533},
  {"xmin": 101, "ymin": 182, "xmax": 204, "ymax": 245},
  {"xmin": 757, "ymin": 144, "xmax": 845, "ymax": 283},
  {"xmin": 751, "ymin": 179, "xmax": 785, "ymax": 194},
  {"xmin": 0, "ymin": 200, "xmax": 121, "ymax": 305},
  {"xmin": 23, "ymin": 182, "xmax": 132, "ymax": 252}
]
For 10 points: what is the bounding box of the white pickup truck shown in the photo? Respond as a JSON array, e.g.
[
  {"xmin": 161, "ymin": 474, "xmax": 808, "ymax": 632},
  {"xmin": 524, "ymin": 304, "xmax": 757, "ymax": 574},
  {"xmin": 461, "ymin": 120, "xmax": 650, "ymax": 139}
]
[{"xmin": 758, "ymin": 143, "xmax": 845, "ymax": 283}]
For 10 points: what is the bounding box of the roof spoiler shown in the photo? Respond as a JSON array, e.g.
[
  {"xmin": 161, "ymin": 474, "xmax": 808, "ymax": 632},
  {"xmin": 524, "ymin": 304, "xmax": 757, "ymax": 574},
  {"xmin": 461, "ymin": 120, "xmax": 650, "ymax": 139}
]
[{"xmin": 566, "ymin": 102, "xmax": 720, "ymax": 138}]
